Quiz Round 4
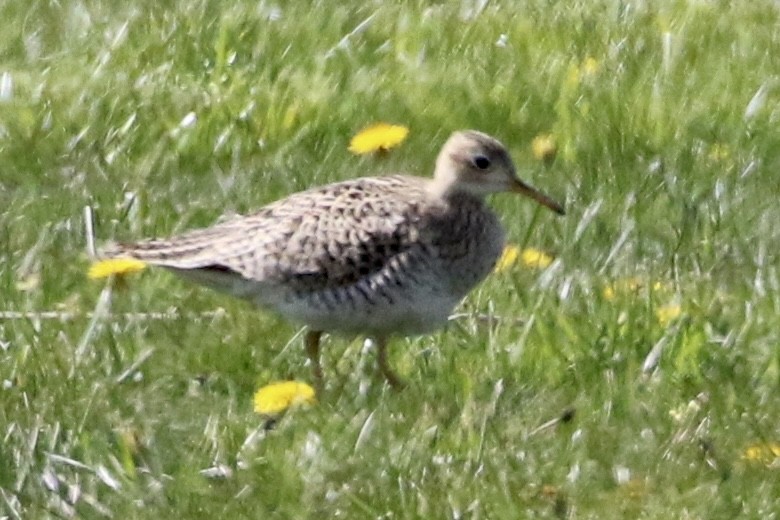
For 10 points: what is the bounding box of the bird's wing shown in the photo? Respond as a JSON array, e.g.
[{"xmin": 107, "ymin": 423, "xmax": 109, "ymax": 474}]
[{"xmin": 108, "ymin": 175, "xmax": 434, "ymax": 291}]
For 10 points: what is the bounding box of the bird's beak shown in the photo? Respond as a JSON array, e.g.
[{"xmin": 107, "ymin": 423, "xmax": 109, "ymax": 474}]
[{"xmin": 510, "ymin": 178, "xmax": 566, "ymax": 215}]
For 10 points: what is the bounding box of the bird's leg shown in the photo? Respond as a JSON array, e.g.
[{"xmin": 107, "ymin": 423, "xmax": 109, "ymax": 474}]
[
  {"xmin": 304, "ymin": 330, "xmax": 324, "ymax": 388},
  {"xmin": 375, "ymin": 336, "xmax": 404, "ymax": 389}
]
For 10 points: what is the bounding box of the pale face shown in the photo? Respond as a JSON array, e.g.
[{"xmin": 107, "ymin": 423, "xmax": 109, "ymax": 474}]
[{"xmin": 435, "ymin": 131, "xmax": 565, "ymax": 215}]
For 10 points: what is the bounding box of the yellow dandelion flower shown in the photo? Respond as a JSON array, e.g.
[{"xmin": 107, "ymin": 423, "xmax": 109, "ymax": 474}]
[
  {"xmin": 521, "ymin": 248, "xmax": 554, "ymax": 269},
  {"xmin": 707, "ymin": 143, "xmax": 731, "ymax": 162},
  {"xmin": 531, "ymin": 134, "xmax": 557, "ymax": 163},
  {"xmin": 253, "ymin": 381, "xmax": 315, "ymax": 415},
  {"xmin": 655, "ymin": 303, "xmax": 682, "ymax": 326},
  {"xmin": 494, "ymin": 246, "xmax": 554, "ymax": 272},
  {"xmin": 581, "ymin": 57, "xmax": 600, "ymax": 76},
  {"xmin": 602, "ymin": 277, "xmax": 672, "ymax": 301},
  {"xmin": 88, "ymin": 258, "xmax": 147, "ymax": 279},
  {"xmin": 348, "ymin": 123, "xmax": 409, "ymax": 155},
  {"xmin": 602, "ymin": 278, "xmax": 641, "ymax": 300},
  {"xmin": 494, "ymin": 244, "xmax": 520, "ymax": 272},
  {"xmin": 742, "ymin": 443, "xmax": 780, "ymax": 463}
]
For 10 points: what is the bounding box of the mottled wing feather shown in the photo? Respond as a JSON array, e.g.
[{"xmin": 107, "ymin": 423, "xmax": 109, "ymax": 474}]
[{"xmin": 109, "ymin": 175, "xmax": 433, "ymax": 292}]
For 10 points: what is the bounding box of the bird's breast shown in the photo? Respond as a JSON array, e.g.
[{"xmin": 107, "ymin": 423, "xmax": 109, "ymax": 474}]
[{"xmin": 425, "ymin": 203, "xmax": 505, "ymax": 299}]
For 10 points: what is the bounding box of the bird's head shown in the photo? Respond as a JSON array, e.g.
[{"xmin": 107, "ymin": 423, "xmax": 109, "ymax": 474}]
[{"xmin": 432, "ymin": 130, "xmax": 565, "ymax": 215}]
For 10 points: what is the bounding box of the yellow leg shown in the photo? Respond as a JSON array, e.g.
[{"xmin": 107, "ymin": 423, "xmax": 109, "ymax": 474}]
[
  {"xmin": 305, "ymin": 330, "xmax": 324, "ymax": 387},
  {"xmin": 376, "ymin": 336, "xmax": 404, "ymax": 389}
]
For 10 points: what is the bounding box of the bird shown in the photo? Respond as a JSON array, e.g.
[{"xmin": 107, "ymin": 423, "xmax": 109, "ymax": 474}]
[{"xmin": 97, "ymin": 130, "xmax": 565, "ymax": 388}]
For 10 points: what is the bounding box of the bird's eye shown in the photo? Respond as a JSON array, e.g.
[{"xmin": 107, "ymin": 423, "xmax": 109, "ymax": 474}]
[{"xmin": 473, "ymin": 155, "xmax": 491, "ymax": 170}]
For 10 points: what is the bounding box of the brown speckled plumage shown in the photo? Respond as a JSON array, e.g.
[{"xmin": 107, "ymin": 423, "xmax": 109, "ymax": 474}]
[{"xmin": 103, "ymin": 130, "xmax": 564, "ymax": 387}]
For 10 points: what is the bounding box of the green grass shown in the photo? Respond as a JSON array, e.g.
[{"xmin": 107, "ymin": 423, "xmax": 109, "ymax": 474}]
[{"xmin": 2, "ymin": 0, "xmax": 779, "ymax": 517}]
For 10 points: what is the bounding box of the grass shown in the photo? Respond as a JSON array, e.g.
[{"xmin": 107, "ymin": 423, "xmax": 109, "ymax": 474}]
[{"xmin": 1, "ymin": 0, "xmax": 779, "ymax": 517}]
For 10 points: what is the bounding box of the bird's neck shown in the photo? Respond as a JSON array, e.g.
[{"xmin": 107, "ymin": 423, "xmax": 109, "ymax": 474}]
[{"xmin": 426, "ymin": 176, "xmax": 485, "ymax": 203}]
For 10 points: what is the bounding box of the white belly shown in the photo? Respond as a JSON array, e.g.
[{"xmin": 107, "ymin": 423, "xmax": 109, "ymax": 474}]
[{"xmin": 263, "ymin": 282, "xmax": 460, "ymax": 337}]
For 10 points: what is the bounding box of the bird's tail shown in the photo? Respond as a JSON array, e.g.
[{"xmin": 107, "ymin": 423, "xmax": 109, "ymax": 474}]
[{"xmin": 89, "ymin": 226, "xmax": 230, "ymax": 279}]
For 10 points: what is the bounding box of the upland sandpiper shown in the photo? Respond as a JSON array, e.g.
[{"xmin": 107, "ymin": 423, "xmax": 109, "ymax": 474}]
[{"xmin": 98, "ymin": 130, "xmax": 564, "ymax": 387}]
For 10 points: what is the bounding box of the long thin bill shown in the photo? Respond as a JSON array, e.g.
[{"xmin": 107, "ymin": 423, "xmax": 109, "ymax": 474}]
[{"xmin": 511, "ymin": 179, "xmax": 566, "ymax": 215}]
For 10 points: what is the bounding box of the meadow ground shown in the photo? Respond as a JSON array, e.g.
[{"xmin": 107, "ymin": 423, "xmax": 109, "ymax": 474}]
[{"xmin": 1, "ymin": 1, "xmax": 779, "ymax": 518}]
